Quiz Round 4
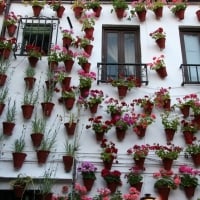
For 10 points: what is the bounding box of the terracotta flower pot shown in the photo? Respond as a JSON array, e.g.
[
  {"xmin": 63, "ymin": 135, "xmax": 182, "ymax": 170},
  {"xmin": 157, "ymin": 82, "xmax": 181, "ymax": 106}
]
[
  {"xmin": 63, "ymin": 155, "xmax": 74, "ymax": 172},
  {"xmin": 116, "ymin": 127, "xmax": 126, "ymax": 141},
  {"xmin": 134, "ymin": 157, "xmax": 145, "ymax": 170},
  {"xmin": 63, "ymin": 37, "xmax": 72, "ymax": 49},
  {"xmin": 180, "ymin": 104, "xmax": 190, "ymax": 118},
  {"xmin": 89, "ymin": 103, "xmax": 99, "ymax": 114},
  {"xmin": 64, "ymin": 122, "xmax": 77, "ymax": 136},
  {"xmin": 95, "ymin": 131, "xmax": 105, "ymax": 142},
  {"xmin": 136, "ymin": 10, "xmax": 147, "ymax": 22},
  {"xmin": 63, "ymin": 97, "xmax": 75, "ymax": 110},
  {"xmin": 165, "ymin": 128, "xmax": 176, "ymax": 142},
  {"xmin": 115, "ymin": 8, "xmax": 125, "ymax": 19},
  {"xmin": 31, "ymin": 133, "xmax": 44, "ymax": 148},
  {"xmin": 6, "ymin": 24, "xmax": 17, "ymax": 37},
  {"xmin": 175, "ymin": 9, "xmax": 185, "ymax": 20},
  {"xmin": 37, "ymin": 150, "xmax": 50, "ymax": 164},
  {"xmin": 84, "ymin": 28, "xmax": 94, "ymax": 40},
  {"xmin": 83, "ymin": 178, "xmax": 95, "ymax": 191},
  {"xmin": 83, "ymin": 44, "xmax": 93, "ymax": 56},
  {"xmin": 0, "ymin": 74, "xmax": 7, "ymax": 86},
  {"xmin": 41, "ymin": 102, "xmax": 55, "ymax": 117},
  {"xmin": 156, "ymin": 187, "xmax": 170, "ymax": 200},
  {"xmin": 28, "ymin": 56, "xmax": 39, "ymax": 68},
  {"xmin": 183, "ymin": 186, "xmax": 196, "ymax": 198},
  {"xmin": 162, "ymin": 158, "xmax": 174, "ymax": 171},
  {"xmin": 93, "ymin": 6, "xmax": 102, "ymax": 17},
  {"xmin": 56, "ymin": 6, "xmax": 65, "ymax": 18},
  {"xmin": 196, "ymin": 10, "xmax": 200, "ymax": 22},
  {"xmin": 21, "ymin": 104, "xmax": 34, "ymax": 120},
  {"xmin": 3, "ymin": 121, "xmax": 15, "ymax": 136},
  {"xmin": 12, "ymin": 152, "xmax": 27, "ymax": 170},
  {"xmin": 73, "ymin": 6, "xmax": 83, "ymax": 19},
  {"xmin": 64, "ymin": 59, "xmax": 74, "ymax": 73},
  {"xmin": 156, "ymin": 67, "xmax": 168, "ymax": 78},
  {"xmin": 156, "ymin": 38, "xmax": 166, "ymax": 50},
  {"xmin": 154, "ymin": 7, "xmax": 163, "ymax": 19},
  {"xmin": 32, "ymin": 5, "xmax": 42, "ymax": 17},
  {"xmin": 106, "ymin": 182, "xmax": 118, "ymax": 193},
  {"xmin": 24, "ymin": 77, "xmax": 36, "ymax": 90},
  {"xmin": 191, "ymin": 153, "xmax": 200, "ymax": 166},
  {"xmin": 117, "ymin": 85, "xmax": 128, "ymax": 98}
]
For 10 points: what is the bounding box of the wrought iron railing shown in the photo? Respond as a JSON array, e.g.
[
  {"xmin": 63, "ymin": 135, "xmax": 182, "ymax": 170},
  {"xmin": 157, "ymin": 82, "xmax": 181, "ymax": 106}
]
[
  {"xmin": 180, "ymin": 64, "xmax": 200, "ymax": 86},
  {"xmin": 97, "ymin": 62, "xmax": 148, "ymax": 85}
]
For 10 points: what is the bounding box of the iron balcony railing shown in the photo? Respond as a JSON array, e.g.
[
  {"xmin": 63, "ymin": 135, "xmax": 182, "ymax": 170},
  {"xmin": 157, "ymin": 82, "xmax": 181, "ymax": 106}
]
[
  {"xmin": 97, "ymin": 63, "xmax": 148, "ymax": 85},
  {"xmin": 180, "ymin": 64, "xmax": 200, "ymax": 86}
]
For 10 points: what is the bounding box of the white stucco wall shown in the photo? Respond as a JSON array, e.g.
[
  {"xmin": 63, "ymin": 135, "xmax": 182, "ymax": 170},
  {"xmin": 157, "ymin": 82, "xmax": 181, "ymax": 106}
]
[{"xmin": 0, "ymin": 2, "xmax": 200, "ymax": 199}]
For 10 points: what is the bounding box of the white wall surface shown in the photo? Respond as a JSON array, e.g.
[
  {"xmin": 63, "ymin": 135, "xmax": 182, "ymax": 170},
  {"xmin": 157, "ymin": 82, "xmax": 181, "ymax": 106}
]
[{"xmin": 0, "ymin": 2, "xmax": 200, "ymax": 199}]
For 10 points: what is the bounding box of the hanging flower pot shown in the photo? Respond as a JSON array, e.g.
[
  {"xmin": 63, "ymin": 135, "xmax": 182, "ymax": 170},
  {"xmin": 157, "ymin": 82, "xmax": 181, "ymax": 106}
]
[
  {"xmin": 116, "ymin": 127, "xmax": 126, "ymax": 141},
  {"xmin": 3, "ymin": 121, "xmax": 15, "ymax": 136},
  {"xmin": 191, "ymin": 153, "xmax": 200, "ymax": 166},
  {"xmin": 73, "ymin": 6, "xmax": 83, "ymax": 19},
  {"xmin": 143, "ymin": 101, "xmax": 154, "ymax": 115},
  {"xmin": 81, "ymin": 62, "xmax": 91, "ymax": 73},
  {"xmin": 130, "ymin": 182, "xmax": 143, "ymax": 192},
  {"xmin": 84, "ymin": 28, "xmax": 94, "ymax": 40},
  {"xmin": 156, "ymin": 67, "xmax": 168, "ymax": 78},
  {"xmin": 154, "ymin": 7, "xmax": 163, "ymax": 19},
  {"xmin": 37, "ymin": 150, "xmax": 50, "ymax": 164},
  {"xmin": 63, "ymin": 97, "xmax": 75, "ymax": 110},
  {"xmin": 106, "ymin": 182, "xmax": 118, "ymax": 194},
  {"xmin": 80, "ymin": 87, "xmax": 90, "ymax": 98},
  {"xmin": 64, "ymin": 122, "xmax": 77, "ymax": 136},
  {"xmin": 174, "ymin": 9, "xmax": 185, "ymax": 20},
  {"xmin": 0, "ymin": 3, "xmax": 5, "ymax": 15},
  {"xmin": 28, "ymin": 56, "xmax": 39, "ymax": 68},
  {"xmin": 115, "ymin": 8, "xmax": 125, "ymax": 19},
  {"xmin": 56, "ymin": 5, "xmax": 65, "ymax": 18},
  {"xmin": 156, "ymin": 38, "xmax": 166, "ymax": 50},
  {"xmin": 21, "ymin": 104, "xmax": 34, "ymax": 120},
  {"xmin": 24, "ymin": 77, "xmax": 36, "ymax": 90},
  {"xmin": 2, "ymin": 48, "xmax": 11, "ymax": 60},
  {"xmin": 162, "ymin": 158, "xmax": 174, "ymax": 171},
  {"xmin": 95, "ymin": 131, "xmax": 105, "ymax": 142},
  {"xmin": 31, "ymin": 133, "xmax": 44, "ymax": 148},
  {"xmin": 165, "ymin": 128, "xmax": 176, "ymax": 142},
  {"xmin": 63, "ymin": 155, "xmax": 74, "ymax": 172},
  {"xmin": 41, "ymin": 102, "xmax": 55, "ymax": 117},
  {"xmin": 83, "ymin": 178, "xmax": 95, "ymax": 191},
  {"xmin": 89, "ymin": 103, "xmax": 99, "ymax": 114},
  {"xmin": 183, "ymin": 131, "xmax": 194, "ymax": 145},
  {"xmin": 163, "ymin": 98, "xmax": 171, "ymax": 111},
  {"xmin": 117, "ymin": 85, "xmax": 128, "ymax": 98},
  {"xmin": 83, "ymin": 44, "xmax": 93, "ymax": 56},
  {"xmin": 183, "ymin": 186, "xmax": 196, "ymax": 198},
  {"xmin": 61, "ymin": 77, "xmax": 71, "ymax": 91},
  {"xmin": 48, "ymin": 61, "xmax": 58, "ymax": 71},
  {"xmin": 135, "ymin": 125, "xmax": 147, "ymax": 138},
  {"xmin": 63, "ymin": 37, "xmax": 72, "ymax": 49},
  {"xmin": 6, "ymin": 24, "xmax": 17, "ymax": 37},
  {"xmin": 12, "ymin": 152, "xmax": 27, "ymax": 170},
  {"xmin": 180, "ymin": 104, "xmax": 190, "ymax": 118},
  {"xmin": 64, "ymin": 59, "xmax": 74, "ymax": 73},
  {"xmin": 93, "ymin": 6, "xmax": 102, "ymax": 17},
  {"xmin": 156, "ymin": 187, "xmax": 170, "ymax": 200},
  {"xmin": 13, "ymin": 185, "xmax": 26, "ymax": 199},
  {"xmin": 134, "ymin": 157, "xmax": 145, "ymax": 170},
  {"xmin": 136, "ymin": 10, "xmax": 147, "ymax": 22},
  {"xmin": 0, "ymin": 74, "xmax": 7, "ymax": 86},
  {"xmin": 32, "ymin": 5, "xmax": 43, "ymax": 17},
  {"xmin": 103, "ymin": 158, "xmax": 114, "ymax": 170}
]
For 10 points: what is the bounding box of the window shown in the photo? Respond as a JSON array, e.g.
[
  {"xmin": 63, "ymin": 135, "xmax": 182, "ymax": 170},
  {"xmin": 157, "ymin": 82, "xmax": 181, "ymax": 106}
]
[
  {"xmin": 14, "ymin": 17, "xmax": 59, "ymax": 56},
  {"xmin": 180, "ymin": 27, "xmax": 200, "ymax": 84},
  {"xmin": 101, "ymin": 25, "xmax": 142, "ymax": 81}
]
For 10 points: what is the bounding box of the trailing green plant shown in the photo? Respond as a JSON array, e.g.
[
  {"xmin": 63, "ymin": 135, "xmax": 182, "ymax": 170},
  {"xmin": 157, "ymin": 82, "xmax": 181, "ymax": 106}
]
[
  {"xmin": 31, "ymin": 115, "xmax": 46, "ymax": 133},
  {"xmin": 13, "ymin": 125, "xmax": 26, "ymax": 153},
  {"xmin": 10, "ymin": 173, "xmax": 33, "ymax": 188},
  {"xmin": 5, "ymin": 98, "xmax": 16, "ymax": 122},
  {"xmin": 0, "ymin": 86, "xmax": 8, "ymax": 103}
]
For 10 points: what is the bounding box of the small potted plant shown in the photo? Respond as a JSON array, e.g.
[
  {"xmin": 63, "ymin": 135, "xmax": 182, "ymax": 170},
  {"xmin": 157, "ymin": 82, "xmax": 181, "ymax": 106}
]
[
  {"xmin": 30, "ymin": 0, "xmax": 46, "ymax": 17},
  {"xmin": 111, "ymin": 0, "xmax": 129, "ymax": 19},
  {"xmin": 48, "ymin": 0, "xmax": 65, "ymax": 18},
  {"xmin": 127, "ymin": 144, "xmax": 151, "ymax": 170},
  {"xmin": 170, "ymin": 0, "xmax": 187, "ymax": 20},
  {"xmin": 12, "ymin": 126, "xmax": 27, "ymax": 170},
  {"xmin": 77, "ymin": 161, "xmax": 97, "ymax": 191},
  {"xmin": 24, "ymin": 66, "xmax": 36, "ymax": 90},
  {"xmin": 60, "ymin": 28, "xmax": 75, "ymax": 49},
  {"xmin": 108, "ymin": 74, "xmax": 141, "ymax": 98},
  {"xmin": 64, "ymin": 113, "xmax": 77, "ymax": 136},
  {"xmin": 48, "ymin": 44, "xmax": 61, "ymax": 71},
  {"xmin": 147, "ymin": 0, "xmax": 166, "ymax": 19},
  {"xmin": 0, "ymin": 37, "xmax": 16, "ymax": 59},
  {"xmin": 160, "ymin": 111, "xmax": 180, "ymax": 142},
  {"xmin": 149, "ymin": 27, "xmax": 166, "ymax": 49},
  {"xmin": 77, "ymin": 51, "xmax": 91, "ymax": 72},
  {"xmin": 86, "ymin": 0, "xmax": 102, "ymax": 17},
  {"xmin": 152, "ymin": 143, "xmax": 183, "ymax": 170},
  {"xmin": 101, "ymin": 168, "xmax": 122, "ymax": 193},
  {"xmin": 86, "ymin": 116, "xmax": 113, "ymax": 141},
  {"xmin": 185, "ymin": 141, "xmax": 200, "ymax": 167},
  {"xmin": 2, "ymin": 98, "xmax": 16, "ymax": 136},
  {"xmin": 10, "ymin": 174, "xmax": 32, "ymax": 199},
  {"xmin": 179, "ymin": 165, "xmax": 199, "ymax": 198},
  {"xmin": 71, "ymin": 0, "xmax": 86, "ymax": 19}
]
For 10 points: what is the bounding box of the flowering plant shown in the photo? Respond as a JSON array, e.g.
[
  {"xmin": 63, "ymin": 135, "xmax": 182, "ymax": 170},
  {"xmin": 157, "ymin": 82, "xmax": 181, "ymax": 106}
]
[
  {"xmin": 48, "ymin": 44, "xmax": 61, "ymax": 62},
  {"xmin": 67, "ymin": 183, "xmax": 88, "ymax": 200},
  {"xmin": 127, "ymin": 144, "xmax": 151, "ymax": 160},
  {"xmin": 114, "ymin": 113, "xmax": 134, "ymax": 131},
  {"xmin": 185, "ymin": 141, "xmax": 200, "ymax": 156},
  {"xmin": 152, "ymin": 144, "xmax": 183, "ymax": 160},
  {"xmin": 179, "ymin": 165, "xmax": 199, "ymax": 187},
  {"xmin": 71, "ymin": 0, "xmax": 86, "ymax": 9},
  {"xmin": 148, "ymin": 55, "xmax": 166, "ymax": 70},
  {"xmin": 125, "ymin": 167, "xmax": 143, "ymax": 186},
  {"xmin": 48, "ymin": 0, "xmax": 62, "ymax": 11},
  {"xmin": 190, "ymin": 96, "xmax": 200, "ymax": 115},
  {"xmin": 108, "ymin": 74, "xmax": 140, "ymax": 90},
  {"xmin": 132, "ymin": 95, "xmax": 154, "ymax": 108},
  {"xmin": 132, "ymin": 113, "xmax": 156, "ymax": 129},
  {"xmin": 176, "ymin": 93, "xmax": 197, "ymax": 108},
  {"xmin": 59, "ymin": 48, "xmax": 76, "ymax": 61},
  {"xmin": 105, "ymin": 97, "xmax": 129, "ymax": 115},
  {"xmin": 101, "ymin": 168, "xmax": 122, "ymax": 185},
  {"xmin": 4, "ymin": 11, "xmax": 19, "ymax": 26},
  {"xmin": 77, "ymin": 37, "xmax": 92, "ymax": 49},
  {"xmin": 86, "ymin": 116, "xmax": 113, "ymax": 133},
  {"xmin": 170, "ymin": 0, "xmax": 187, "ymax": 14},
  {"xmin": 60, "ymin": 28, "xmax": 75, "ymax": 40},
  {"xmin": 25, "ymin": 44, "xmax": 42, "ymax": 59},
  {"xmin": 160, "ymin": 111, "xmax": 180, "ymax": 131},
  {"xmin": 100, "ymin": 139, "xmax": 118, "ymax": 162},
  {"xmin": 77, "ymin": 161, "xmax": 97, "ymax": 180},
  {"xmin": 77, "ymin": 52, "xmax": 90, "ymax": 65},
  {"xmin": 154, "ymin": 87, "xmax": 171, "ymax": 108},
  {"xmin": 123, "ymin": 187, "xmax": 140, "ymax": 200},
  {"xmin": 78, "ymin": 70, "xmax": 96, "ymax": 88},
  {"xmin": 149, "ymin": 27, "xmax": 166, "ymax": 41},
  {"xmin": 80, "ymin": 13, "xmax": 95, "ymax": 31},
  {"xmin": 131, "ymin": 0, "xmax": 147, "ymax": 13},
  {"xmin": 61, "ymin": 86, "xmax": 76, "ymax": 99},
  {"xmin": 153, "ymin": 168, "xmax": 181, "ymax": 189},
  {"xmin": 93, "ymin": 187, "xmax": 111, "ymax": 199},
  {"xmin": 0, "ymin": 37, "xmax": 16, "ymax": 50},
  {"xmin": 147, "ymin": 0, "xmax": 166, "ymax": 11},
  {"xmin": 181, "ymin": 119, "xmax": 198, "ymax": 133}
]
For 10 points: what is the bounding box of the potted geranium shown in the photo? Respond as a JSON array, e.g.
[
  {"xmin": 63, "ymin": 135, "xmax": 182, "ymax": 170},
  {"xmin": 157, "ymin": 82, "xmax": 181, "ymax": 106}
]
[
  {"xmin": 148, "ymin": 55, "xmax": 167, "ymax": 78},
  {"xmin": 60, "ymin": 28, "xmax": 75, "ymax": 49},
  {"xmin": 48, "ymin": 0, "xmax": 65, "ymax": 18},
  {"xmin": 125, "ymin": 167, "xmax": 143, "ymax": 191},
  {"xmin": 132, "ymin": 113, "xmax": 156, "ymax": 138},
  {"xmin": 170, "ymin": 0, "xmax": 187, "ymax": 20},
  {"xmin": 77, "ymin": 37, "xmax": 93, "ymax": 56},
  {"xmin": 130, "ymin": 0, "xmax": 147, "ymax": 22},
  {"xmin": 152, "ymin": 144, "xmax": 183, "ymax": 170},
  {"xmin": 0, "ymin": 37, "xmax": 16, "ymax": 60},
  {"xmin": 4, "ymin": 11, "xmax": 19, "ymax": 37},
  {"xmin": 48, "ymin": 44, "xmax": 61, "ymax": 71},
  {"xmin": 179, "ymin": 165, "xmax": 199, "ymax": 198},
  {"xmin": 101, "ymin": 168, "xmax": 122, "ymax": 193},
  {"xmin": 86, "ymin": 0, "xmax": 102, "ymax": 17},
  {"xmin": 77, "ymin": 161, "xmax": 97, "ymax": 191},
  {"xmin": 147, "ymin": 0, "xmax": 166, "ymax": 19},
  {"xmin": 154, "ymin": 87, "xmax": 171, "ymax": 110},
  {"xmin": 127, "ymin": 144, "xmax": 151, "ymax": 170},
  {"xmin": 108, "ymin": 74, "xmax": 141, "ymax": 98},
  {"xmin": 86, "ymin": 116, "xmax": 113, "ymax": 141},
  {"xmin": 78, "ymin": 70, "xmax": 96, "ymax": 98},
  {"xmin": 153, "ymin": 168, "xmax": 181, "ymax": 200},
  {"xmin": 160, "ymin": 111, "xmax": 180, "ymax": 142},
  {"xmin": 77, "ymin": 51, "xmax": 91, "ymax": 72},
  {"xmin": 175, "ymin": 93, "xmax": 197, "ymax": 118},
  {"xmin": 111, "ymin": 0, "xmax": 129, "ymax": 19},
  {"xmin": 181, "ymin": 119, "xmax": 198, "ymax": 144},
  {"xmin": 123, "ymin": 187, "xmax": 140, "ymax": 200},
  {"xmin": 185, "ymin": 141, "xmax": 200, "ymax": 167},
  {"xmin": 100, "ymin": 139, "xmax": 118, "ymax": 170},
  {"xmin": 149, "ymin": 27, "xmax": 166, "ymax": 49}
]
